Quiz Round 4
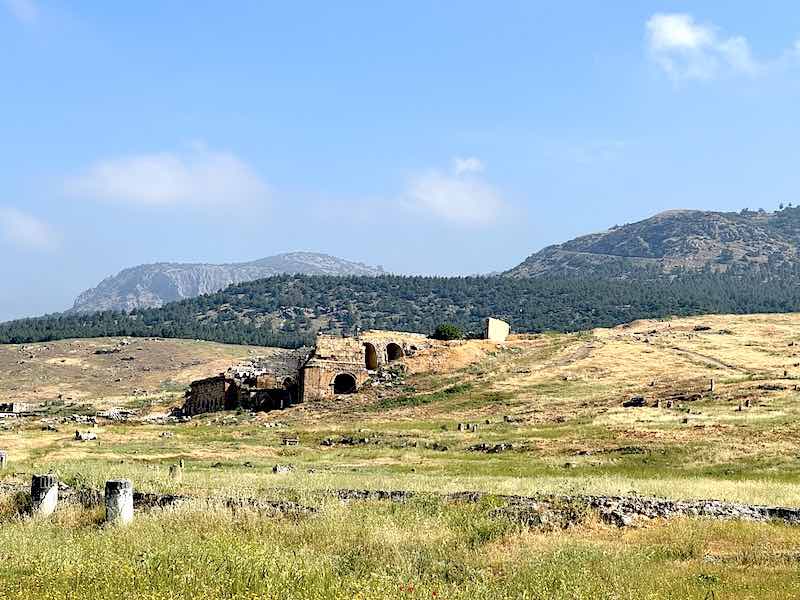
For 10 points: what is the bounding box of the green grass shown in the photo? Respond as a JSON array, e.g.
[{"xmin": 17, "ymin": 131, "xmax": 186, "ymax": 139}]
[{"xmin": 0, "ymin": 500, "xmax": 798, "ymax": 599}]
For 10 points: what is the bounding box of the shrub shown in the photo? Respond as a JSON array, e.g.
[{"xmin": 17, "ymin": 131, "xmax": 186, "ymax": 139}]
[{"xmin": 432, "ymin": 323, "xmax": 464, "ymax": 341}]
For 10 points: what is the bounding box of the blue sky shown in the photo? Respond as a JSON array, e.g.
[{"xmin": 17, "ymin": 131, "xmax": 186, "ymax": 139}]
[{"xmin": 2, "ymin": 2, "xmax": 800, "ymax": 321}]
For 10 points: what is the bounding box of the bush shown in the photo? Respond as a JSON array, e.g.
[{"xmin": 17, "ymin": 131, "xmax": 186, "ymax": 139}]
[{"xmin": 432, "ymin": 323, "xmax": 464, "ymax": 341}]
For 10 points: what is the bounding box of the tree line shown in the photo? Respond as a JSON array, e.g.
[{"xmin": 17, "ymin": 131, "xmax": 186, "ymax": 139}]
[{"xmin": 2, "ymin": 271, "xmax": 800, "ymax": 347}]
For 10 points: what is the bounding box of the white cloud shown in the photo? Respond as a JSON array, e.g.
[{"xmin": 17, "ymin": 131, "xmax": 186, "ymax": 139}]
[
  {"xmin": 453, "ymin": 156, "xmax": 484, "ymax": 175},
  {"xmin": 65, "ymin": 146, "xmax": 270, "ymax": 209},
  {"xmin": 0, "ymin": 207, "xmax": 58, "ymax": 251},
  {"xmin": 646, "ymin": 13, "xmax": 759, "ymax": 80},
  {"xmin": 3, "ymin": 0, "xmax": 38, "ymax": 24},
  {"xmin": 404, "ymin": 159, "xmax": 505, "ymax": 226}
]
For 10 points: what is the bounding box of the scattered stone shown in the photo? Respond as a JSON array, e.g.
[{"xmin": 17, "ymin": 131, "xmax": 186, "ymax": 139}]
[
  {"xmin": 757, "ymin": 383, "xmax": 786, "ymax": 391},
  {"xmin": 64, "ymin": 414, "xmax": 97, "ymax": 426},
  {"xmin": 159, "ymin": 431, "xmax": 174, "ymax": 438},
  {"xmin": 98, "ymin": 408, "xmax": 138, "ymax": 422},
  {"xmin": 600, "ymin": 508, "xmax": 635, "ymax": 528},
  {"xmin": 468, "ymin": 442, "xmax": 514, "ymax": 453},
  {"xmin": 74, "ymin": 430, "xmax": 97, "ymax": 442},
  {"xmin": 272, "ymin": 464, "xmax": 294, "ymax": 474},
  {"xmin": 623, "ymin": 396, "xmax": 646, "ymax": 408}
]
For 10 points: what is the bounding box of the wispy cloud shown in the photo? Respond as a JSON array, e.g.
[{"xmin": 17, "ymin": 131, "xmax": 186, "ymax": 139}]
[
  {"xmin": 646, "ymin": 13, "xmax": 759, "ymax": 81},
  {"xmin": 65, "ymin": 145, "xmax": 270, "ymax": 209},
  {"xmin": 3, "ymin": 0, "xmax": 38, "ymax": 24},
  {"xmin": 452, "ymin": 156, "xmax": 484, "ymax": 175},
  {"xmin": 0, "ymin": 206, "xmax": 59, "ymax": 251},
  {"xmin": 404, "ymin": 158, "xmax": 505, "ymax": 226}
]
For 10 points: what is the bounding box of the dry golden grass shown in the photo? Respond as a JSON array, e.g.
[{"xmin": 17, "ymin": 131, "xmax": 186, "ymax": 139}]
[
  {"xmin": 2, "ymin": 314, "xmax": 800, "ymax": 598},
  {"xmin": 0, "ymin": 337, "xmax": 258, "ymax": 409}
]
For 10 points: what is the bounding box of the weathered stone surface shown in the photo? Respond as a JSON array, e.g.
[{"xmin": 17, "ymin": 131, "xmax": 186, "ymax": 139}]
[
  {"xmin": 105, "ymin": 479, "xmax": 134, "ymax": 525},
  {"xmin": 623, "ymin": 396, "xmax": 647, "ymax": 408},
  {"xmin": 31, "ymin": 474, "xmax": 58, "ymax": 516},
  {"xmin": 484, "ymin": 317, "xmax": 511, "ymax": 342}
]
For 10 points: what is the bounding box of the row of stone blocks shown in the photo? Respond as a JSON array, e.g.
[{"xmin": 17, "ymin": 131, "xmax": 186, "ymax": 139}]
[{"xmin": 30, "ymin": 474, "xmax": 134, "ymax": 524}]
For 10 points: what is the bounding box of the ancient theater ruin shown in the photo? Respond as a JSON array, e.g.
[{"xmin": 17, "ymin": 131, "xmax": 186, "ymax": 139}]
[{"xmin": 182, "ymin": 318, "xmax": 510, "ymax": 416}]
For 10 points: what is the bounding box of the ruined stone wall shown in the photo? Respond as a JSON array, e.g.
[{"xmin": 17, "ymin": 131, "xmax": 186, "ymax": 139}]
[
  {"xmin": 301, "ymin": 362, "xmax": 370, "ymax": 402},
  {"xmin": 184, "ymin": 329, "xmax": 441, "ymax": 408},
  {"xmin": 183, "ymin": 376, "xmax": 227, "ymax": 416},
  {"xmin": 300, "ymin": 331, "xmax": 429, "ymax": 401},
  {"xmin": 0, "ymin": 402, "xmax": 31, "ymax": 414},
  {"xmin": 228, "ymin": 348, "xmax": 311, "ymax": 384}
]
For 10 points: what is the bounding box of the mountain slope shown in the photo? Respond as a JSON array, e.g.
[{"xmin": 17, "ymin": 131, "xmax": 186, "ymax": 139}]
[
  {"xmin": 68, "ymin": 252, "xmax": 385, "ymax": 313},
  {"xmin": 508, "ymin": 208, "xmax": 800, "ymax": 277}
]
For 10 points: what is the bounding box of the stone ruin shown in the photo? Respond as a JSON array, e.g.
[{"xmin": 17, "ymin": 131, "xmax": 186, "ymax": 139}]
[
  {"xmin": 182, "ymin": 347, "xmax": 312, "ymax": 417},
  {"xmin": 182, "ymin": 329, "xmax": 433, "ymax": 416},
  {"xmin": 181, "ymin": 319, "xmax": 511, "ymax": 417},
  {"xmin": 301, "ymin": 330, "xmax": 430, "ymax": 402},
  {"xmin": 180, "ymin": 329, "xmax": 434, "ymax": 417},
  {"xmin": 484, "ymin": 317, "xmax": 511, "ymax": 342}
]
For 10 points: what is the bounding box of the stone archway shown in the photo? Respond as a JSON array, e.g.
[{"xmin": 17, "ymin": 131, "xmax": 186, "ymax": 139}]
[
  {"xmin": 333, "ymin": 373, "xmax": 357, "ymax": 395},
  {"xmin": 283, "ymin": 377, "xmax": 298, "ymax": 403},
  {"xmin": 386, "ymin": 343, "xmax": 404, "ymax": 362},
  {"xmin": 364, "ymin": 343, "xmax": 378, "ymax": 371}
]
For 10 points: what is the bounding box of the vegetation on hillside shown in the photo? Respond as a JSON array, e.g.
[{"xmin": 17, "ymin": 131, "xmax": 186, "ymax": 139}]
[
  {"xmin": 3, "ymin": 270, "xmax": 800, "ymax": 346},
  {"xmin": 509, "ymin": 206, "xmax": 800, "ymax": 277}
]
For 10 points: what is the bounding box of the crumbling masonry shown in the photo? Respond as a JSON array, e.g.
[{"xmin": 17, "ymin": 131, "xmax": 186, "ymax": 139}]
[{"xmin": 182, "ymin": 319, "xmax": 510, "ymax": 416}]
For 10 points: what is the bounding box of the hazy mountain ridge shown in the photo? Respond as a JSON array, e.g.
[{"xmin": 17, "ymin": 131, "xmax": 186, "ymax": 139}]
[
  {"xmin": 508, "ymin": 208, "xmax": 800, "ymax": 277},
  {"xmin": 68, "ymin": 252, "xmax": 385, "ymax": 314}
]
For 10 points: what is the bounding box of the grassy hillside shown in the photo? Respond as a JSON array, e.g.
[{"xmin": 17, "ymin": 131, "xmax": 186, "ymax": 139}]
[{"xmin": 3, "ymin": 313, "xmax": 800, "ymax": 598}]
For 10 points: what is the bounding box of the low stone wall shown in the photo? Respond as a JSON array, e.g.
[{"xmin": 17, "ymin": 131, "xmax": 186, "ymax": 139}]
[{"xmin": 3, "ymin": 482, "xmax": 798, "ymax": 528}]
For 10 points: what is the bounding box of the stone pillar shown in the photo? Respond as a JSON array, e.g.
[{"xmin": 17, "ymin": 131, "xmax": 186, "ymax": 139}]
[
  {"xmin": 0, "ymin": 451, "xmax": 6, "ymax": 469},
  {"xmin": 709, "ymin": 378, "xmax": 715, "ymax": 393},
  {"xmin": 169, "ymin": 464, "xmax": 182, "ymax": 482},
  {"xmin": 31, "ymin": 474, "xmax": 58, "ymax": 516},
  {"xmin": 105, "ymin": 479, "xmax": 134, "ymax": 525}
]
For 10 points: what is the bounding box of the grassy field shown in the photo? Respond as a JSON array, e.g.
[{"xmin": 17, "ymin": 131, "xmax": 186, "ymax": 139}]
[{"xmin": 2, "ymin": 313, "xmax": 800, "ymax": 598}]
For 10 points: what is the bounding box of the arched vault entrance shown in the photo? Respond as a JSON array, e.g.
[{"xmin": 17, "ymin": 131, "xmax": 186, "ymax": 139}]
[
  {"xmin": 333, "ymin": 373, "xmax": 357, "ymax": 395},
  {"xmin": 364, "ymin": 343, "xmax": 378, "ymax": 371},
  {"xmin": 386, "ymin": 343, "xmax": 404, "ymax": 362}
]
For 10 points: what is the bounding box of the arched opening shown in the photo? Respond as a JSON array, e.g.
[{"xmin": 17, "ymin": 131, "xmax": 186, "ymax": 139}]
[
  {"xmin": 333, "ymin": 373, "xmax": 357, "ymax": 395},
  {"xmin": 364, "ymin": 343, "xmax": 378, "ymax": 370},
  {"xmin": 386, "ymin": 343, "xmax": 404, "ymax": 362},
  {"xmin": 282, "ymin": 377, "xmax": 298, "ymax": 404}
]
